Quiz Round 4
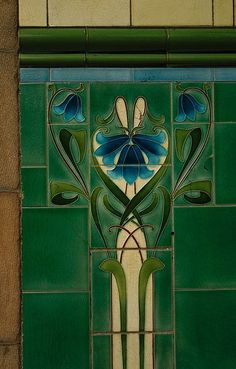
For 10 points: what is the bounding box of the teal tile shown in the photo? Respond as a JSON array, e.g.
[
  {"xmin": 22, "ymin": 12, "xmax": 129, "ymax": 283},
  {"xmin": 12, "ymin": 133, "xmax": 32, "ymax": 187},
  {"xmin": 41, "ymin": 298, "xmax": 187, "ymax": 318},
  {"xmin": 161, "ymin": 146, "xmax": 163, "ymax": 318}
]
[
  {"xmin": 173, "ymin": 123, "xmax": 213, "ymax": 206},
  {"xmin": 215, "ymin": 83, "xmax": 236, "ymax": 122},
  {"xmin": 20, "ymin": 68, "xmax": 50, "ymax": 82},
  {"xmin": 22, "ymin": 208, "xmax": 88, "ymax": 291},
  {"xmin": 215, "ymin": 124, "xmax": 236, "ymax": 204},
  {"xmin": 155, "ymin": 335, "xmax": 173, "ymax": 369},
  {"xmin": 92, "ymin": 251, "xmax": 111, "ymax": 332},
  {"xmin": 51, "ymin": 68, "xmax": 133, "ymax": 81},
  {"xmin": 172, "ymin": 82, "xmax": 212, "ymax": 124},
  {"xmin": 154, "ymin": 251, "xmax": 172, "ymax": 332},
  {"xmin": 21, "ymin": 168, "xmax": 47, "ymax": 207},
  {"xmin": 93, "ymin": 335, "xmax": 111, "ymax": 369},
  {"xmin": 23, "ymin": 293, "xmax": 89, "ymax": 369},
  {"xmin": 48, "ymin": 83, "xmax": 88, "ymax": 125},
  {"xmin": 176, "ymin": 291, "xmax": 236, "ymax": 369},
  {"xmin": 175, "ymin": 207, "xmax": 236, "ymax": 288},
  {"xmin": 20, "ymin": 84, "xmax": 46, "ymax": 166},
  {"xmin": 49, "ymin": 124, "xmax": 89, "ymax": 207}
]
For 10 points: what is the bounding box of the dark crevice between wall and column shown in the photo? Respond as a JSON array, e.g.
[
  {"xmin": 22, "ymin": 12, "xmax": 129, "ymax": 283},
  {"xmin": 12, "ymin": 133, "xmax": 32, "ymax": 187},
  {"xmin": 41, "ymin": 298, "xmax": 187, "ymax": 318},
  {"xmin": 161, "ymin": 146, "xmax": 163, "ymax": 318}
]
[{"xmin": 0, "ymin": 1, "xmax": 20, "ymax": 369}]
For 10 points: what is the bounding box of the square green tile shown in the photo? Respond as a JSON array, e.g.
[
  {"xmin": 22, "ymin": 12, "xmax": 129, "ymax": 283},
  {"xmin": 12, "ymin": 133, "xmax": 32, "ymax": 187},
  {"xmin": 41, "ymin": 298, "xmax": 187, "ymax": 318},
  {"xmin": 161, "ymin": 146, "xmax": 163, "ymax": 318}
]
[
  {"xmin": 49, "ymin": 124, "xmax": 89, "ymax": 207},
  {"xmin": 176, "ymin": 291, "xmax": 236, "ymax": 369},
  {"xmin": 215, "ymin": 83, "xmax": 236, "ymax": 122},
  {"xmin": 93, "ymin": 335, "xmax": 111, "ymax": 369},
  {"xmin": 21, "ymin": 168, "xmax": 47, "ymax": 207},
  {"xmin": 172, "ymin": 82, "xmax": 212, "ymax": 124},
  {"xmin": 175, "ymin": 207, "xmax": 236, "ymax": 288},
  {"xmin": 48, "ymin": 83, "xmax": 88, "ymax": 125},
  {"xmin": 155, "ymin": 334, "xmax": 173, "ymax": 369},
  {"xmin": 173, "ymin": 123, "xmax": 213, "ymax": 206},
  {"xmin": 23, "ymin": 293, "xmax": 89, "ymax": 369},
  {"xmin": 215, "ymin": 124, "xmax": 236, "ymax": 204},
  {"xmin": 22, "ymin": 208, "xmax": 88, "ymax": 291},
  {"xmin": 20, "ymin": 84, "xmax": 46, "ymax": 166}
]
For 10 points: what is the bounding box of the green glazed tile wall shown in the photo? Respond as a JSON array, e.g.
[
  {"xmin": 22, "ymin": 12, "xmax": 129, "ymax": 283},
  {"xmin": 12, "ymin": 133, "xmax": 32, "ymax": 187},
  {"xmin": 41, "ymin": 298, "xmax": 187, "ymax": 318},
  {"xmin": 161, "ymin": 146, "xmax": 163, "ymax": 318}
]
[{"xmin": 20, "ymin": 75, "xmax": 236, "ymax": 369}]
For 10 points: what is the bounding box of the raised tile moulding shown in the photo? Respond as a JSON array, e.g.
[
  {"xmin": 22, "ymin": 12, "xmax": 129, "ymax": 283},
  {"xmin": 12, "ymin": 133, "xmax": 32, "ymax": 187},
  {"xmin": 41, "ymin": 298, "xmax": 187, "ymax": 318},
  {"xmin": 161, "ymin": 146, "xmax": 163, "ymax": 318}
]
[{"xmin": 20, "ymin": 28, "xmax": 236, "ymax": 67}]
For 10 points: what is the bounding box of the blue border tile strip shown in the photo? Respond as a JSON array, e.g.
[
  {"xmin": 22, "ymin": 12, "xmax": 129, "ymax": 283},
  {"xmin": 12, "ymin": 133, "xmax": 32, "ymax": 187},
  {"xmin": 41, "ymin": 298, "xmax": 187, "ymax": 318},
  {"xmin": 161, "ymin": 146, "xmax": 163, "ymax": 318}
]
[{"xmin": 20, "ymin": 68, "xmax": 236, "ymax": 83}]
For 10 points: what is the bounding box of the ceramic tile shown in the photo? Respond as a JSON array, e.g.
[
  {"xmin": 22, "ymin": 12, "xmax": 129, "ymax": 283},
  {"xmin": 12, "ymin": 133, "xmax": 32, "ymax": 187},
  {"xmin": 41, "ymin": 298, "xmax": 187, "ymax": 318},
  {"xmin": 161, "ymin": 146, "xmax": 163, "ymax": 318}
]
[
  {"xmin": 134, "ymin": 68, "xmax": 214, "ymax": 82},
  {"xmin": 176, "ymin": 291, "xmax": 236, "ymax": 369},
  {"xmin": 214, "ymin": 68, "xmax": 236, "ymax": 81},
  {"xmin": 93, "ymin": 335, "xmax": 111, "ymax": 369},
  {"xmin": 214, "ymin": 0, "xmax": 233, "ymax": 26},
  {"xmin": 23, "ymin": 293, "xmax": 89, "ymax": 369},
  {"xmin": 19, "ymin": 0, "xmax": 47, "ymax": 26},
  {"xmin": 175, "ymin": 207, "xmax": 236, "ymax": 288},
  {"xmin": 22, "ymin": 168, "xmax": 47, "ymax": 207},
  {"xmin": 22, "ymin": 208, "xmax": 88, "ymax": 291},
  {"xmin": 20, "ymin": 68, "xmax": 50, "ymax": 82},
  {"xmin": 20, "ymin": 84, "xmax": 46, "ymax": 166},
  {"xmin": 155, "ymin": 334, "xmax": 173, "ymax": 369},
  {"xmin": 215, "ymin": 124, "xmax": 236, "ymax": 204},
  {"xmin": 132, "ymin": 0, "xmax": 212, "ymax": 26},
  {"xmin": 215, "ymin": 83, "xmax": 236, "ymax": 122},
  {"xmin": 50, "ymin": 68, "xmax": 133, "ymax": 82},
  {"xmin": 20, "ymin": 71, "xmax": 236, "ymax": 369},
  {"xmin": 48, "ymin": 0, "xmax": 130, "ymax": 26}
]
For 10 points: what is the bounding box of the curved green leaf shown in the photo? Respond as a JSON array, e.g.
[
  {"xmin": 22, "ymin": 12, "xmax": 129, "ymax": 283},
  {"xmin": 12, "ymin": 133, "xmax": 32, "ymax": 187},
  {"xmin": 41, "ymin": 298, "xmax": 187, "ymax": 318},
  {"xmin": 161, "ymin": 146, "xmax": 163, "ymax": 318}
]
[
  {"xmin": 175, "ymin": 180, "xmax": 212, "ymax": 204},
  {"xmin": 139, "ymin": 258, "xmax": 165, "ymax": 369},
  {"xmin": 91, "ymin": 187, "xmax": 108, "ymax": 248},
  {"xmin": 155, "ymin": 186, "xmax": 171, "ymax": 246},
  {"xmin": 50, "ymin": 181, "xmax": 84, "ymax": 205},
  {"xmin": 175, "ymin": 128, "xmax": 192, "ymax": 162},
  {"xmin": 100, "ymin": 259, "xmax": 127, "ymax": 369},
  {"xmin": 103, "ymin": 194, "xmax": 122, "ymax": 218},
  {"xmin": 139, "ymin": 193, "xmax": 159, "ymax": 217},
  {"xmin": 120, "ymin": 152, "xmax": 170, "ymax": 225}
]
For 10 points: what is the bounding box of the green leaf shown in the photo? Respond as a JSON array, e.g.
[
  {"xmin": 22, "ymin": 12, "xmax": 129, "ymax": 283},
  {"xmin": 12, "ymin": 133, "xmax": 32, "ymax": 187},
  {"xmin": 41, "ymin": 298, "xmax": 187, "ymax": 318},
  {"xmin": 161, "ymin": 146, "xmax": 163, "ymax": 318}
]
[
  {"xmin": 146, "ymin": 110, "xmax": 165, "ymax": 125},
  {"xmin": 175, "ymin": 127, "xmax": 202, "ymax": 188},
  {"xmin": 50, "ymin": 181, "xmax": 84, "ymax": 205},
  {"xmin": 139, "ymin": 258, "xmax": 165, "ymax": 369},
  {"xmin": 100, "ymin": 259, "xmax": 127, "ymax": 369},
  {"xmin": 91, "ymin": 187, "xmax": 108, "ymax": 248},
  {"xmin": 175, "ymin": 180, "xmax": 212, "ymax": 204},
  {"xmin": 139, "ymin": 193, "xmax": 159, "ymax": 217},
  {"xmin": 175, "ymin": 128, "xmax": 192, "ymax": 162},
  {"xmin": 120, "ymin": 152, "xmax": 170, "ymax": 226},
  {"xmin": 96, "ymin": 106, "xmax": 116, "ymax": 125},
  {"xmin": 103, "ymin": 194, "xmax": 122, "ymax": 218},
  {"xmin": 92, "ymin": 151, "xmax": 143, "ymax": 225},
  {"xmin": 155, "ymin": 186, "xmax": 171, "ymax": 246}
]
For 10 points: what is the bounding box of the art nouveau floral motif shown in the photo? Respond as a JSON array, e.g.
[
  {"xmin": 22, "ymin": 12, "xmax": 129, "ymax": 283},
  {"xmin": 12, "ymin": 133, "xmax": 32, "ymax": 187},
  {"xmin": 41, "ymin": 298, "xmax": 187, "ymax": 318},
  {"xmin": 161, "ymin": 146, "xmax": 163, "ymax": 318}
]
[{"xmin": 48, "ymin": 82, "xmax": 213, "ymax": 369}]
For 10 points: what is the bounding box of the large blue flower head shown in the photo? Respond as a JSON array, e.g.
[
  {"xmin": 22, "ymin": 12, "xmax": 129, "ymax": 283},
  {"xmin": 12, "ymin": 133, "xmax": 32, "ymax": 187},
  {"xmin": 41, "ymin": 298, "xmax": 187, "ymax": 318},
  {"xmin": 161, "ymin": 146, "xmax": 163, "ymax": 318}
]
[
  {"xmin": 175, "ymin": 93, "xmax": 206, "ymax": 122},
  {"xmin": 94, "ymin": 130, "xmax": 167, "ymax": 185},
  {"xmin": 53, "ymin": 93, "xmax": 85, "ymax": 123}
]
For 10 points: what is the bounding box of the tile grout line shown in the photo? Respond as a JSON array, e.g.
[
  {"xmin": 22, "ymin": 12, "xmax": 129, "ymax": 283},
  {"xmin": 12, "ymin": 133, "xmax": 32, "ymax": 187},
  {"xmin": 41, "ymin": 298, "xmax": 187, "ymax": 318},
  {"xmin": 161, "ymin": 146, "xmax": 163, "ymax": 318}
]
[
  {"xmin": 171, "ymin": 82, "xmax": 176, "ymax": 369},
  {"xmin": 212, "ymin": 82, "xmax": 216, "ymax": 205},
  {"xmin": 212, "ymin": 0, "xmax": 215, "ymax": 26},
  {"xmin": 46, "ymin": 83, "xmax": 50, "ymax": 208}
]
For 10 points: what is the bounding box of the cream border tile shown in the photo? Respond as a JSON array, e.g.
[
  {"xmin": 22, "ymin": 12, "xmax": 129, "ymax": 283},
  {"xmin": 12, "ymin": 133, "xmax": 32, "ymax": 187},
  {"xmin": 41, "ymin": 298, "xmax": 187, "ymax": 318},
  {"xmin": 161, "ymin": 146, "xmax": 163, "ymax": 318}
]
[
  {"xmin": 48, "ymin": 0, "xmax": 130, "ymax": 26},
  {"xmin": 132, "ymin": 0, "xmax": 212, "ymax": 26},
  {"xmin": 214, "ymin": 0, "xmax": 233, "ymax": 26},
  {"xmin": 19, "ymin": 0, "xmax": 47, "ymax": 26}
]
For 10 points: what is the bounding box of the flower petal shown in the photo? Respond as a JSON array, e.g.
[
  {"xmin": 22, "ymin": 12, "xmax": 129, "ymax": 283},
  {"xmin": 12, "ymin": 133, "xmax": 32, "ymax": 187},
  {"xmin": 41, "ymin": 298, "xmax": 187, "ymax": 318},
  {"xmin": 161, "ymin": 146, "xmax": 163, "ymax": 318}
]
[
  {"xmin": 74, "ymin": 97, "xmax": 85, "ymax": 122},
  {"xmin": 175, "ymin": 95, "xmax": 187, "ymax": 122},
  {"xmin": 182, "ymin": 94, "xmax": 195, "ymax": 121},
  {"xmin": 132, "ymin": 135, "xmax": 167, "ymax": 159},
  {"xmin": 107, "ymin": 145, "xmax": 130, "ymax": 180},
  {"xmin": 53, "ymin": 94, "xmax": 74, "ymax": 115},
  {"xmin": 65, "ymin": 95, "xmax": 80, "ymax": 122},
  {"xmin": 133, "ymin": 145, "xmax": 154, "ymax": 179},
  {"xmin": 94, "ymin": 135, "xmax": 129, "ymax": 157},
  {"xmin": 187, "ymin": 94, "xmax": 206, "ymax": 114}
]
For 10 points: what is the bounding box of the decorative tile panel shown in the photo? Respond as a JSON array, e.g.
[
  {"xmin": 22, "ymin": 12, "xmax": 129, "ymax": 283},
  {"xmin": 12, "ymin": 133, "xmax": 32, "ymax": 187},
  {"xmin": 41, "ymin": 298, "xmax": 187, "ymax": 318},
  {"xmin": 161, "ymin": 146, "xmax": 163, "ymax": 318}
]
[{"xmin": 21, "ymin": 69, "xmax": 236, "ymax": 369}]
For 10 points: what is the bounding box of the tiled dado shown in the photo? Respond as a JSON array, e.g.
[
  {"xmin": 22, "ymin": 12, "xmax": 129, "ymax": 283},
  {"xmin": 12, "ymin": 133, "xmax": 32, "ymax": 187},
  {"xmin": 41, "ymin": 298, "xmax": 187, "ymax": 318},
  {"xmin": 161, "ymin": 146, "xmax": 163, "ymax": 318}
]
[
  {"xmin": 19, "ymin": 0, "xmax": 235, "ymax": 26},
  {"xmin": 21, "ymin": 70, "xmax": 236, "ymax": 369}
]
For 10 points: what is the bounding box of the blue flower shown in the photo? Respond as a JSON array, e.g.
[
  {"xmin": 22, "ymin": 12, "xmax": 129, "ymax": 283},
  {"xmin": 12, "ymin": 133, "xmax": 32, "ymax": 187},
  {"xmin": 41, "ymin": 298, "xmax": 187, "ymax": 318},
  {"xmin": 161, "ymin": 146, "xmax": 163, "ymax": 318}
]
[
  {"xmin": 94, "ymin": 131, "xmax": 167, "ymax": 185},
  {"xmin": 53, "ymin": 93, "xmax": 85, "ymax": 123},
  {"xmin": 175, "ymin": 93, "xmax": 206, "ymax": 122}
]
